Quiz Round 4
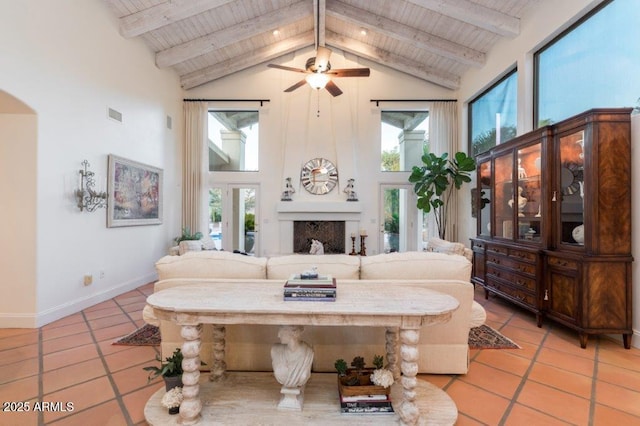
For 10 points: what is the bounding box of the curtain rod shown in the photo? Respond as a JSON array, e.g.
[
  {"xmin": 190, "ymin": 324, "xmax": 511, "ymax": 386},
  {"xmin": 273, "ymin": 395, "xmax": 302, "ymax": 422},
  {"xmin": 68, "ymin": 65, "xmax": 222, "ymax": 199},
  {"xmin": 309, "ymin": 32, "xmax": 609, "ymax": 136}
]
[
  {"xmin": 370, "ymin": 99, "xmax": 457, "ymax": 107},
  {"xmin": 184, "ymin": 99, "xmax": 270, "ymax": 106}
]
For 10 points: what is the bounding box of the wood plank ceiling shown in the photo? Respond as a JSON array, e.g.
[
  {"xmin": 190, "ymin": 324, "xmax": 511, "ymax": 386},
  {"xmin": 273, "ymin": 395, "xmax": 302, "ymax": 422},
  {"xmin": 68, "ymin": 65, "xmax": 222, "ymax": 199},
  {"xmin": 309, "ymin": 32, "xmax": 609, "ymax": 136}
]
[{"xmin": 103, "ymin": 0, "xmax": 538, "ymax": 91}]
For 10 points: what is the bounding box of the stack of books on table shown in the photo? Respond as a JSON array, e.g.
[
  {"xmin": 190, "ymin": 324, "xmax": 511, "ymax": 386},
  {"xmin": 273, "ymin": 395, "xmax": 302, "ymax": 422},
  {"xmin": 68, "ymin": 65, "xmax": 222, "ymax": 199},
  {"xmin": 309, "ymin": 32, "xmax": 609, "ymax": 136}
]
[
  {"xmin": 339, "ymin": 393, "xmax": 394, "ymax": 414},
  {"xmin": 283, "ymin": 274, "xmax": 336, "ymax": 301}
]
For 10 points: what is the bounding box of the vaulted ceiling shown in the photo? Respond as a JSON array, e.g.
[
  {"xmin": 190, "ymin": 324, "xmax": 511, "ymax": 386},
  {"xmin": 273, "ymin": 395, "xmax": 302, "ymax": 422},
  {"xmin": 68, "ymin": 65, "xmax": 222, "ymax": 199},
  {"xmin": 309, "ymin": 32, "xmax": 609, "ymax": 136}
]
[{"xmin": 103, "ymin": 0, "xmax": 537, "ymax": 91}]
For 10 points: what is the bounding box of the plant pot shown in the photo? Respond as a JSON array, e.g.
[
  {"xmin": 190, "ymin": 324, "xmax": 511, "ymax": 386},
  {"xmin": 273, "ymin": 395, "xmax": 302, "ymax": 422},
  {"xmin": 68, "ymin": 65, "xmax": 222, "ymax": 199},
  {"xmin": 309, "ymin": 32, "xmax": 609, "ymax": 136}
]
[
  {"xmin": 163, "ymin": 375, "xmax": 183, "ymax": 391},
  {"xmin": 338, "ymin": 369, "xmax": 389, "ymax": 396}
]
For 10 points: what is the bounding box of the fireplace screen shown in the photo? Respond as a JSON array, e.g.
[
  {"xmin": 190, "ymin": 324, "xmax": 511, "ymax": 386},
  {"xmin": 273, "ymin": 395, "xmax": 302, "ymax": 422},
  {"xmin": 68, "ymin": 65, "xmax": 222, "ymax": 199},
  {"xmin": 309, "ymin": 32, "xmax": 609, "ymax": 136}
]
[{"xmin": 293, "ymin": 221, "xmax": 345, "ymax": 254}]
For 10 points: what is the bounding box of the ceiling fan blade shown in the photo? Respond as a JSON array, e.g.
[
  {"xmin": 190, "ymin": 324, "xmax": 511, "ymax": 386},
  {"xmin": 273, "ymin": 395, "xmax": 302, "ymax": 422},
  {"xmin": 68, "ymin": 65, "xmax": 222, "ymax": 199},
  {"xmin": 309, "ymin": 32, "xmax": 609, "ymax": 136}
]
[
  {"xmin": 315, "ymin": 46, "xmax": 332, "ymax": 72},
  {"xmin": 326, "ymin": 68, "xmax": 371, "ymax": 77},
  {"xmin": 325, "ymin": 80, "xmax": 343, "ymax": 97},
  {"xmin": 284, "ymin": 79, "xmax": 308, "ymax": 92},
  {"xmin": 267, "ymin": 64, "xmax": 308, "ymax": 74}
]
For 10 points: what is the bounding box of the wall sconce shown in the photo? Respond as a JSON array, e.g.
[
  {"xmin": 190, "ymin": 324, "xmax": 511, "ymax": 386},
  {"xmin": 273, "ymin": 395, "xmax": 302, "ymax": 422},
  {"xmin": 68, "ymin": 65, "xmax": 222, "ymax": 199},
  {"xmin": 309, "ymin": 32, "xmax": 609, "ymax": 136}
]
[{"xmin": 75, "ymin": 160, "xmax": 107, "ymax": 212}]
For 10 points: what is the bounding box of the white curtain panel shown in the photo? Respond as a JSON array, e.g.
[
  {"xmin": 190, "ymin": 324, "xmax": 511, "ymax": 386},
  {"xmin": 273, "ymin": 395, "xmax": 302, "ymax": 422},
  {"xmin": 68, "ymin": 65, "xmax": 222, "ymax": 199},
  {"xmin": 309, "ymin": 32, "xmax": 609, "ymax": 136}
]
[
  {"xmin": 182, "ymin": 101, "xmax": 208, "ymax": 233},
  {"xmin": 429, "ymin": 101, "xmax": 459, "ymax": 241}
]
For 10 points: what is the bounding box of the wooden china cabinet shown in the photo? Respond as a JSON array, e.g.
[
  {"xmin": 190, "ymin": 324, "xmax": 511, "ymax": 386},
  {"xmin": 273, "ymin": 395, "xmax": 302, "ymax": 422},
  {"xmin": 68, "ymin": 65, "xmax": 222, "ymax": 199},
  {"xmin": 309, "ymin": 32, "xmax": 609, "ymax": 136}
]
[{"xmin": 471, "ymin": 108, "xmax": 633, "ymax": 348}]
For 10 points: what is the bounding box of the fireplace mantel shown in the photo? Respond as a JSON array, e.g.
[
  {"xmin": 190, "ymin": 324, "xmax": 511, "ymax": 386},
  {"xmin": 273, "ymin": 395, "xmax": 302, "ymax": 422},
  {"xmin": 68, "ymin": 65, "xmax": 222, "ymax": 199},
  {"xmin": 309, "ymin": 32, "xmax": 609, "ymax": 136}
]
[{"xmin": 276, "ymin": 201, "xmax": 361, "ymax": 213}]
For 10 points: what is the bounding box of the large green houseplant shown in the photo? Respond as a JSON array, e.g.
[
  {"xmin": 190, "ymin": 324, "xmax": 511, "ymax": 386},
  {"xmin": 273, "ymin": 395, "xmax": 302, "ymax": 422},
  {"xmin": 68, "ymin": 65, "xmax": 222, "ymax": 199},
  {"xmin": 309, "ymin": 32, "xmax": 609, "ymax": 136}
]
[{"xmin": 408, "ymin": 152, "xmax": 476, "ymax": 240}]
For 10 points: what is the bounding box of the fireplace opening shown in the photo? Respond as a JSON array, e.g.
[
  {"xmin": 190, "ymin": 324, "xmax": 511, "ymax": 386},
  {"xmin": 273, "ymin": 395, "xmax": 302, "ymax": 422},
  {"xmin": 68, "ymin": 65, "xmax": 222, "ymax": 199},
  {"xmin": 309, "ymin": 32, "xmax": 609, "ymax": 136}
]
[{"xmin": 293, "ymin": 221, "xmax": 345, "ymax": 254}]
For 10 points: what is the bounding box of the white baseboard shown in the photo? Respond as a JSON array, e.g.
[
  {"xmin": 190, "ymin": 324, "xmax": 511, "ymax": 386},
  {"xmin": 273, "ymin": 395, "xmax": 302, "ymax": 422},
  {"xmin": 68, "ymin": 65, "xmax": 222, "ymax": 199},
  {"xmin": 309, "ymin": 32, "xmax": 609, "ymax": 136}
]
[
  {"xmin": 0, "ymin": 313, "xmax": 39, "ymax": 328},
  {"xmin": 0, "ymin": 273, "xmax": 157, "ymax": 329}
]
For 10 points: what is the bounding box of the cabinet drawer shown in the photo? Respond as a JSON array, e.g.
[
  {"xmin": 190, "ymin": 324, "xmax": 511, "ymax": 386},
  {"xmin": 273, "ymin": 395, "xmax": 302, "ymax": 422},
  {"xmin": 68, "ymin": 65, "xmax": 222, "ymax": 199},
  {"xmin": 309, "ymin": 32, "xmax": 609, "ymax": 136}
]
[
  {"xmin": 486, "ymin": 278, "xmax": 536, "ymax": 306},
  {"xmin": 487, "ymin": 256, "xmax": 536, "ymax": 276},
  {"xmin": 508, "ymin": 248, "xmax": 537, "ymax": 263},
  {"xmin": 547, "ymin": 256, "xmax": 579, "ymax": 271},
  {"xmin": 487, "ymin": 245, "xmax": 508, "ymax": 256},
  {"xmin": 487, "ymin": 265, "xmax": 536, "ymax": 292}
]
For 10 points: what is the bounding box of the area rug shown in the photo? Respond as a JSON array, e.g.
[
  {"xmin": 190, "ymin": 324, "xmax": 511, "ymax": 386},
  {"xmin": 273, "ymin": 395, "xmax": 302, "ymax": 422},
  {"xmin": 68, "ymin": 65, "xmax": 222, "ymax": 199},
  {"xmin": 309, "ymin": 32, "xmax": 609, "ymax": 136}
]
[
  {"xmin": 114, "ymin": 323, "xmax": 519, "ymax": 349},
  {"xmin": 113, "ymin": 323, "xmax": 161, "ymax": 346},
  {"xmin": 468, "ymin": 324, "xmax": 520, "ymax": 349}
]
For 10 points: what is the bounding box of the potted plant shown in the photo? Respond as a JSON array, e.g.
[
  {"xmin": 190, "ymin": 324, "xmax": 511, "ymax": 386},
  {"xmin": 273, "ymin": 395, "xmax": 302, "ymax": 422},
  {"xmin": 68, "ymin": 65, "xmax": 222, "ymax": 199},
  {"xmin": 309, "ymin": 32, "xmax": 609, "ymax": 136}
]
[
  {"xmin": 335, "ymin": 355, "xmax": 393, "ymax": 396},
  {"xmin": 334, "ymin": 358, "xmax": 348, "ymax": 377},
  {"xmin": 408, "ymin": 152, "xmax": 476, "ymax": 240},
  {"xmin": 143, "ymin": 348, "xmax": 184, "ymax": 390},
  {"xmin": 174, "ymin": 226, "xmax": 203, "ymax": 255}
]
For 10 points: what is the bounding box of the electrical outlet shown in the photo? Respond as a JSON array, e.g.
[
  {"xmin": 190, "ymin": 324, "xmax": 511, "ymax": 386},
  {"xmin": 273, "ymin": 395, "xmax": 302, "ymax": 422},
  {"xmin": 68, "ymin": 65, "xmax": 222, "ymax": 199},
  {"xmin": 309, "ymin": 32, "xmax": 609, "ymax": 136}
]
[
  {"xmin": 99, "ymin": 270, "xmax": 105, "ymax": 279},
  {"xmin": 83, "ymin": 275, "xmax": 93, "ymax": 286}
]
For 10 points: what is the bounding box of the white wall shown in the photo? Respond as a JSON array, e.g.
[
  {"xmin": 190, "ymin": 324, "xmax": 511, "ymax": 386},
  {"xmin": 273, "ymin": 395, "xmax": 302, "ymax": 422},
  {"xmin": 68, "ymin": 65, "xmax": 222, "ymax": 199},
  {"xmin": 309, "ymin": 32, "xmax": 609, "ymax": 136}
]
[
  {"xmin": 0, "ymin": 0, "xmax": 183, "ymax": 327},
  {"xmin": 186, "ymin": 46, "xmax": 455, "ymax": 257}
]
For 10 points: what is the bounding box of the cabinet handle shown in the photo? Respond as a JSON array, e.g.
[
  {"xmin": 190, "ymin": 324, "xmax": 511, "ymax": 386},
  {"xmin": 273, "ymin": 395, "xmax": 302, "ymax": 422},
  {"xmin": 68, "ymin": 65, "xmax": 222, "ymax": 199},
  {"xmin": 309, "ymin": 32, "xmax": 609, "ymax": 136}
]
[
  {"xmin": 544, "ymin": 290, "xmax": 549, "ymax": 301},
  {"xmin": 552, "ymin": 191, "xmax": 557, "ymax": 202}
]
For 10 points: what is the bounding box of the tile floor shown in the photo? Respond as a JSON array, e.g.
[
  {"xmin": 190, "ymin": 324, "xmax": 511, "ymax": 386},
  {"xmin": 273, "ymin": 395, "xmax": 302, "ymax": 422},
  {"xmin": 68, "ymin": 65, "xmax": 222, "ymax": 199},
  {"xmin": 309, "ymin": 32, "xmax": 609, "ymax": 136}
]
[{"xmin": 1, "ymin": 283, "xmax": 639, "ymax": 425}]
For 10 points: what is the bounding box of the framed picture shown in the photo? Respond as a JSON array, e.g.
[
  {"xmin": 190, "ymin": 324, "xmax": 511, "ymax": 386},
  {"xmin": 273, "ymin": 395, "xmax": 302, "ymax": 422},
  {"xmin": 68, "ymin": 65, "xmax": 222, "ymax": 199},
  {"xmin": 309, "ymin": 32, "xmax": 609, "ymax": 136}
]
[{"xmin": 107, "ymin": 154, "xmax": 163, "ymax": 227}]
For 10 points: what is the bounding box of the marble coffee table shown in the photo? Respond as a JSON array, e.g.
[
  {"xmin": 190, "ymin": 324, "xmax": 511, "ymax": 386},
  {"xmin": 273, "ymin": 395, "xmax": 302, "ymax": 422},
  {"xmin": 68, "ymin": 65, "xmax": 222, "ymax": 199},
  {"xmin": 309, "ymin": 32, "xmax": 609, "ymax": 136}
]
[{"xmin": 145, "ymin": 281, "xmax": 459, "ymax": 425}]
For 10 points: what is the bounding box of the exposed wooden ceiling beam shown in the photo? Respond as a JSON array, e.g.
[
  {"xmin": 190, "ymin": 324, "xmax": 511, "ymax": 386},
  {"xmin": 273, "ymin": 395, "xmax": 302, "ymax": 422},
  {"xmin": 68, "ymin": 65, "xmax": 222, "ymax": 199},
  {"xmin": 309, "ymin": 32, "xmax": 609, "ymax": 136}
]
[
  {"xmin": 314, "ymin": 0, "xmax": 326, "ymax": 47},
  {"xmin": 157, "ymin": 0, "xmax": 312, "ymax": 69},
  {"xmin": 326, "ymin": 31, "xmax": 459, "ymax": 90},
  {"xmin": 119, "ymin": 0, "xmax": 234, "ymax": 38},
  {"xmin": 327, "ymin": 1, "xmax": 484, "ymax": 67},
  {"xmin": 405, "ymin": 0, "xmax": 520, "ymax": 37},
  {"xmin": 181, "ymin": 33, "xmax": 315, "ymax": 89}
]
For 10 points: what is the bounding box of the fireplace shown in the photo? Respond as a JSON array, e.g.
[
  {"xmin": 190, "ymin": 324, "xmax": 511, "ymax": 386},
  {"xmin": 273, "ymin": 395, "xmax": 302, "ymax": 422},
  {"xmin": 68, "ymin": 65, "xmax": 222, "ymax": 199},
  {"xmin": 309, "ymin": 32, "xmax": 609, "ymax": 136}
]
[
  {"xmin": 293, "ymin": 221, "xmax": 345, "ymax": 254},
  {"xmin": 275, "ymin": 201, "xmax": 361, "ymax": 255}
]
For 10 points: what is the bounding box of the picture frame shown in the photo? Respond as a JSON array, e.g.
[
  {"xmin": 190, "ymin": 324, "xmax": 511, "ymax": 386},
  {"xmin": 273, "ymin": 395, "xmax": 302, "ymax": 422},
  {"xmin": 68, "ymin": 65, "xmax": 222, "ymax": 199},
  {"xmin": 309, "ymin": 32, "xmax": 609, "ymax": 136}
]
[{"xmin": 107, "ymin": 154, "xmax": 163, "ymax": 227}]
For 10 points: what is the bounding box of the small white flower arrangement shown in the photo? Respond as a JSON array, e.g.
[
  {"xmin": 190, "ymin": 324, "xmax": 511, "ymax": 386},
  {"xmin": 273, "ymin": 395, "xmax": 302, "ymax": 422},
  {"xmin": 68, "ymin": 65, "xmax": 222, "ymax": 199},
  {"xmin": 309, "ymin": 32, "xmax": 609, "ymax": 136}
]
[
  {"xmin": 161, "ymin": 387, "xmax": 183, "ymax": 409},
  {"xmin": 370, "ymin": 368, "xmax": 394, "ymax": 388}
]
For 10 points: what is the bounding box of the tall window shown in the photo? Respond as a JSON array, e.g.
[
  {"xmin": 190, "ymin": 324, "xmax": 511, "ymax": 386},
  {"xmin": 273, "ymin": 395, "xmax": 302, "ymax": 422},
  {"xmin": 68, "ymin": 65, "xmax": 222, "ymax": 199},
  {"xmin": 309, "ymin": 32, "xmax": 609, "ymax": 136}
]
[
  {"xmin": 469, "ymin": 70, "xmax": 518, "ymax": 156},
  {"xmin": 536, "ymin": 0, "xmax": 640, "ymax": 125},
  {"xmin": 208, "ymin": 111, "xmax": 259, "ymax": 171},
  {"xmin": 380, "ymin": 111, "xmax": 429, "ymax": 172}
]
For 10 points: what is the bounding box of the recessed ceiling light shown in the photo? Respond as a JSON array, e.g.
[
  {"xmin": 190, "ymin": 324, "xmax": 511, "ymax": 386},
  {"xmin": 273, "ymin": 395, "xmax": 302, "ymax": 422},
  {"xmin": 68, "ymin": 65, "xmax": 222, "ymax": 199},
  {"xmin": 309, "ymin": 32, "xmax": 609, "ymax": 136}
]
[{"xmin": 273, "ymin": 29, "xmax": 280, "ymax": 36}]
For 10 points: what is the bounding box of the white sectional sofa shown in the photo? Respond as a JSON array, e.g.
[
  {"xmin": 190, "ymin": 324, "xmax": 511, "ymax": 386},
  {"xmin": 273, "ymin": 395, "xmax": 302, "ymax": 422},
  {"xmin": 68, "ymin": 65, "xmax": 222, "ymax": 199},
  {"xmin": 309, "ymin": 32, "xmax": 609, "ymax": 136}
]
[{"xmin": 144, "ymin": 250, "xmax": 486, "ymax": 375}]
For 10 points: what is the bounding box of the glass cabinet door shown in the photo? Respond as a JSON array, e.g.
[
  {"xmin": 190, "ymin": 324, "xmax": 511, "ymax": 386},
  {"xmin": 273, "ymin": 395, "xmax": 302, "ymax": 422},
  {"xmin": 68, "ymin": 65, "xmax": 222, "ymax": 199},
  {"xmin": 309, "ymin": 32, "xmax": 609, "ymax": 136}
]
[
  {"xmin": 558, "ymin": 130, "xmax": 585, "ymax": 246},
  {"xmin": 478, "ymin": 159, "xmax": 492, "ymax": 237},
  {"xmin": 494, "ymin": 152, "xmax": 514, "ymax": 239},
  {"xmin": 515, "ymin": 143, "xmax": 542, "ymax": 242}
]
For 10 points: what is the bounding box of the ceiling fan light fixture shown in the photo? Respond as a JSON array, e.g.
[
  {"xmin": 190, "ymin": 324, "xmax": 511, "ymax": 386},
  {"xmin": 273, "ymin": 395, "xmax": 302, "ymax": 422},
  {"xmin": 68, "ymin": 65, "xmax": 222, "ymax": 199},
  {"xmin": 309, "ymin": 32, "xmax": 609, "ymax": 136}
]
[{"xmin": 305, "ymin": 72, "xmax": 330, "ymax": 90}]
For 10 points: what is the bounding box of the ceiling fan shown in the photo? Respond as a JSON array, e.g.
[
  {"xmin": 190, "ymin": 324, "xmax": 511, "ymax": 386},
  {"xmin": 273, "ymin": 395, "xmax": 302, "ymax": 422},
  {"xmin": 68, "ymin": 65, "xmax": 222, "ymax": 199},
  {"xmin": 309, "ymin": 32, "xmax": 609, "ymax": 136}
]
[{"xmin": 267, "ymin": 46, "xmax": 370, "ymax": 97}]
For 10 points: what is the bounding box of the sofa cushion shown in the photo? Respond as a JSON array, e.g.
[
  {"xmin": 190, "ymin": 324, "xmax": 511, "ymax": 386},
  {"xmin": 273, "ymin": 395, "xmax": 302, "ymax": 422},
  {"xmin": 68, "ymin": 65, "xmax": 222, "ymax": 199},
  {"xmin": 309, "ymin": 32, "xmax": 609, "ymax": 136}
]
[
  {"xmin": 155, "ymin": 251, "xmax": 267, "ymax": 280},
  {"xmin": 267, "ymin": 254, "xmax": 360, "ymax": 279},
  {"xmin": 360, "ymin": 251, "xmax": 471, "ymax": 281}
]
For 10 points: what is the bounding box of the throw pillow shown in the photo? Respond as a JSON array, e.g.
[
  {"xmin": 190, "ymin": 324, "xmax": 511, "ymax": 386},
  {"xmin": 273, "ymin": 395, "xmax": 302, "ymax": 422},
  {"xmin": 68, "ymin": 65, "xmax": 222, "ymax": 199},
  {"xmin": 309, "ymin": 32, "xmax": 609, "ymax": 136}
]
[
  {"xmin": 200, "ymin": 236, "xmax": 217, "ymax": 251},
  {"xmin": 427, "ymin": 237, "xmax": 466, "ymax": 257}
]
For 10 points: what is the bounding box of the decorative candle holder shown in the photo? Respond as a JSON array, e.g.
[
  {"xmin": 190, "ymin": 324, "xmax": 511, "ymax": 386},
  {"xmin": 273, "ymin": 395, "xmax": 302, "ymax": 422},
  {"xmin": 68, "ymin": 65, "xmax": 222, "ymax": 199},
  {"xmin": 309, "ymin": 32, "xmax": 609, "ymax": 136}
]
[
  {"xmin": 349, "ymin": 235, "xmax": 357, "ymax": 256},
  {"xmin": 359, "ymin": 235, "xmax": 367, "ymax": 256}
]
